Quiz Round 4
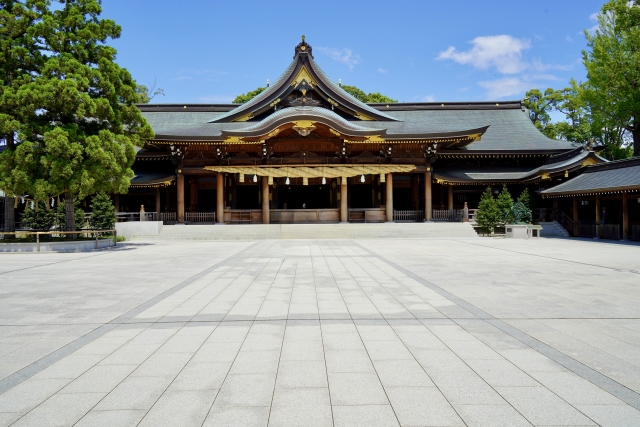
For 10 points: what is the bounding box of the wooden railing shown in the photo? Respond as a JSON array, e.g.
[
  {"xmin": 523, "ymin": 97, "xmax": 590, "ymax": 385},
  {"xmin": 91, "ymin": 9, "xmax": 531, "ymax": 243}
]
[
  {"xmin": 393, "ymin": 210, "xmax": 424, "ymax": 222},
  {"xmin": 185, "ymin": 212, "xmax": 215, "ymax": 224},
  {"xmin": 229, "ymin": 210, "xmax": 252, "ymax": 224},
  {"xmin": 348, "ymin": 208, "xmax": 386, "ymax": 223},
  {"xmin": 601, "ymin": 224, "xmax": 621, "ymax": 240},
  {"xmin": 432, "ymin": 209, "xmax": 463, "ymax": 222},
  {"xmin": 631, "ymin": 224, "xmax": 640, "ymax": 241},
  {"xmin": 160, "ymin": 212, "xmax": 176, "ymax": 225}
]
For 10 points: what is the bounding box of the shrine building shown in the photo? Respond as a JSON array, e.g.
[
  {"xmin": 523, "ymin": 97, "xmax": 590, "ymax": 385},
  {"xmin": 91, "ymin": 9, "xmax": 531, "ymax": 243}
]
[{"xmin": 124, "ymin": 37, "xmax": 606, "ymax": 225}]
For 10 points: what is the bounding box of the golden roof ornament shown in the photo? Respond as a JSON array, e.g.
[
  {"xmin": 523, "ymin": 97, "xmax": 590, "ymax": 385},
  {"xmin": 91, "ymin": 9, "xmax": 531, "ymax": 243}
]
[{"xmin": 294, "ymin": 35, "xmax": 313, "ymax": 58}]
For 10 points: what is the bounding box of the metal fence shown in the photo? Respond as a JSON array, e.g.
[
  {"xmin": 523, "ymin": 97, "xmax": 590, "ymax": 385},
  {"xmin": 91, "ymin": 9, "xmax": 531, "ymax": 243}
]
[
  {"xmin": 393, "ymin": 210, "xmax": 424, "ymax": 222},
  {"xmin": 432, "ymin": 209, "xmax": 463, "ymax": 222}
]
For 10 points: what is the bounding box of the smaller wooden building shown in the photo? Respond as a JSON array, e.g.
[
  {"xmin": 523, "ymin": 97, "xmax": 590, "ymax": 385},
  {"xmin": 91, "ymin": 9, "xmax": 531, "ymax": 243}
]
[{"xmin": 540, "ymin": 157, "xmax": 640, "ymax": 241}]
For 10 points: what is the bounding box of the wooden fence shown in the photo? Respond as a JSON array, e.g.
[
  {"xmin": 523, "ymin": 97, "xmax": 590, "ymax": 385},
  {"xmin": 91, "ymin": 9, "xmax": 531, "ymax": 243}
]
[
  {"xmin": 185, "ymin": 212, "xmax": 215, "ymax": 224},
  {"xmin": 393, "ymin": 210, "xmax": 424, "ymax": 222},
  {"xmin": 432, "ymin": 209, "xmax": 463, "ymax": 222},
  {"xmin": 601, "ymin": 224, "xmax": 621, "ymax": 240}
]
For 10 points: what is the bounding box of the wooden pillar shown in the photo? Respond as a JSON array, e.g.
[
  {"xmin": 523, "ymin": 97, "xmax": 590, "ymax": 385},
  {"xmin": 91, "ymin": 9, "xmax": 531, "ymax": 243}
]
[
  {"xmin": 216, "ymin": 173, "xmax": 224, "ymax": 224},
  {"xmin": 425, "ymin": 168, "xmax": 432, "ymax": 221},
  {"xmin": 572, "ymin": 195, "xmax": 578, "ymax": 222},
  {"xmin": 622, "ymin": 192, "xmax": 629, "ymax": 240},
  {"xmin": 386, "ymin": 173, "xmax": 393, "ymax": 222},
  {"xmin": 595, "ymin": 194, "xmax": 601, "ymax": 239},
  {"xmin": 3, "ymin": 197, "xmax": 15, "ymax": 232},
  {"xmin": 340, "ymin": 177, "xmax": 348, "ymax": 223},
  {"xmin": 114, "ymin": 194, "xmax": 120, "ymax": 213},
  {"xmin": 262, "ymin": 176, "xmax": 269, "ymax": 224},
  {"xmin": 177, "ymin": 172, "xmax": 185, "ymax": 223},
  {"xmin": 155, "ymin": 187, "xmax": 161, "ymax": 218},
  {"xmin": 411, "ymin": 175, "xmax": 420, "ymax": 211},
  {"xmin": 448, "ymin": 185, "xmax": 454, "ymax": 210}
]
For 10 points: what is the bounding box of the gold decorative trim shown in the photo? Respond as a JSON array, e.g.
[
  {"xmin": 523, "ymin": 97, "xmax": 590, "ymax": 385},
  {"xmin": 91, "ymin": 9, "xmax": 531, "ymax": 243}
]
[
  {"xmin": 224, "ymin": 136, "xmax": 245, "ymax": 144},
  {"xmin": 269, "ymin": 98, "xmax": 281, "ymax": 107},
  {"xmin": 267, "ymin": 128, "xmax": 281, "ymax": 138},
  {"xmin": 582, "ymin": 158, "xmax": 598, "ymax": 167},
  {"xmin": 327, "ymin": 98, "xmax": 339, "ymax": 107},
  {"xmin": 354, "ymin": 112, "xmax": 375, "ymax": 121},
  {"xmin": 203, "ymin": 164, "xmax": 416, "ymax": 179},
  {"xmin": 540, "ymin": 173, "xmax": 551, "ymax": 180},
  {"xmin": 290, "ymin": 66, "xmax": 317, "ymax": 88},
  {"xmin": 329, "ymin": 128, "xmax": 341, "ymax": 137},
  {"xmin": 468, "ymin": 133, "xmax": 482, "ymax": 141},
  {"xmin": 232, "ymin": 112, "xmax": 253, "ymax": 122}
]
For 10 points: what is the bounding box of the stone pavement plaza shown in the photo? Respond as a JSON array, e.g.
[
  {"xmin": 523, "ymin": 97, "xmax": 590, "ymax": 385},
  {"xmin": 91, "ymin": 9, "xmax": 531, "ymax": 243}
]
[{"xmin": 1, "ymin": 238, "xmax": 640, "ymax": 427}]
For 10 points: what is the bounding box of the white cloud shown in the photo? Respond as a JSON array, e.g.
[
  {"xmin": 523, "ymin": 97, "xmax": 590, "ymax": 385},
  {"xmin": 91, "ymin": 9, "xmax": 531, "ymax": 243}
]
[
  {"xmin": 588, "ymin": 11, "xmax": 600, "ymax": 33},
  {"xmin": 566, "ymin": 35, "xmax": 574, "ymax": 42},
  {"xmin": 377, "ymin": 67, "xmax": 389, "ymax": 74},
  {"xmin": 422, "ymin": 94, "xmax": 435, "ymax": 102},
  {"xmin": 198, "ymin": 95, "xmax": 234, "ymax": 103},
  {"xmin": 437, "ymin": 35, "xmax": 530, "ymax": 74},
  {"xmin": 317, "ymin": 47, "xmax": 361, "ymax": 70},
  {"xmin": 478, "ymin": 74, "xmax": 558, "ymax": 99},
  {"xmin": 173, "ymin": 75, "xmax": 192, "ymax": 81}
]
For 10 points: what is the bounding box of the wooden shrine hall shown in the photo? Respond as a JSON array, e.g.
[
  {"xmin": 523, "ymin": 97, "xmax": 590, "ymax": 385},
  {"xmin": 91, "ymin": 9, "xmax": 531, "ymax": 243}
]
[{"xmin": 125, "ymin": 37, "xmax": 606, "ymax": 225}]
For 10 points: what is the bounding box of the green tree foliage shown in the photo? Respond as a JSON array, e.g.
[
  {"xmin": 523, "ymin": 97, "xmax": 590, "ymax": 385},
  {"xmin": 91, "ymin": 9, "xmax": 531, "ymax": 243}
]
[
  {"xmin": 340, "ymin": 85, "xmax": 397, "ymax": 103},
  {"xmin": 525, "ymin": 1, "xmax": 639, "ymax": 159},
  {"xmin": 496, "ymin": 185, "xmax": 514, "ymax": 222},
  {"xmin": 475, "ymin": 187, "xmax": 502, "ymax": 234},
  {"xmin": 0, "ymin": 0, "xmax": 154, "ymax": 215},
  {"xmin": 233, "ymin": 87, "xmax": 266, "ymax": 104},
  {"xmin": 583, "ymin": 0, "xmax": 640, "ymax": 157},
  {"xmin": 516, "ymin": 188, "xmax": 536, "ymax": 215},
  {"xmin": 53, "ymin": 199, "xmax": 85, "ymax": 230},
  {"xmin": 22, "ymin": 201, "xmax": 55, "ymax": 230},
  {"xmin": 89, "ymin": 191, "xmax": 115, "ymax": 230}
]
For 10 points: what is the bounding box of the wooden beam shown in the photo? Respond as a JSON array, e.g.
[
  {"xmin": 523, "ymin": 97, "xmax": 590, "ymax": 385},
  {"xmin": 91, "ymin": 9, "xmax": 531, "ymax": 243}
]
[
  {"xmin": 340, "ymin": 178, "xmax": 348, "ymax": 223},
  {"xmin": 177, "ymin": 173, "xmax": 185, "ymax": 223},
  {"xmin": 622, "ymin": 192, "xmax": 629, "ymax": 240},
  {"xmin": 425, "ymin": 169, "xmax": 432, "ymax": 221}
]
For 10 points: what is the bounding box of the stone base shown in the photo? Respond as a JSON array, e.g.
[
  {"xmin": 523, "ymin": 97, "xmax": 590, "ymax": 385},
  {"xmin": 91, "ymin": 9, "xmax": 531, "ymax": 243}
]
[{"xmin": 0, "ymin": 238, "xmax": 115, "ymax": 253}]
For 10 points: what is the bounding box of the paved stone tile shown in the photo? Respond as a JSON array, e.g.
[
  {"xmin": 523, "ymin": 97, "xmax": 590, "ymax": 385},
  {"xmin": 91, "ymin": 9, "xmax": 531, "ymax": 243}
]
[
  {"xmin": 214, "ymin": 373, "xmax": 276, "ymax": 407},
  {"xmin": 576, "ymin": 404, "xmax": 640, "ymax": 427},
  {"xmin": 328, "ymin": 372, "xmax": 389, "ymax": 405},
  {"xmin": 269, "ymin": 388, "xmax": 332, "ymax": 427},
  {"xmin": 385, "ymin": 386, "xmax": 465, "ymax": 426},
  {"xmin": 332, "ymin": 405, "xmax": 399, "ymax": 427},
  {"xmin": 2, "ymin": 239, "xmax": 640, "ymax": 426},
  {"xmin": 74, "ymin": 409, "xmax": 147, "ymax": 427},
  {"xmin": 453, "ymin": 404, "xmax": 532, "ymax": 427},
  {"xmin": 170, "ymin": 362, "xmax": 231, "ymax": 391},
  {"xmin": 372, "ymin": 359, "xmax": 434, "ymax": 387},
  {"xmin": 276, "ymin": 360, "xmax": 328, "ymax": 388},
  {"xmin": 11, "ymin": 392, "xmax": 105, "ymax": 427},
  {"xmin": 496, "ymin": 386, "xmax": 597, "ymax": 425},
  {"xmin": 203, "ymin": 405, "xmax": 270, "ymax": 427},
  {"xmin": 138, "ymin": 390, "xmax": 217, "ymax": 427},
  {"xmin": 93, "ymin": 375, "xmax": 172, "ymax": 410}
]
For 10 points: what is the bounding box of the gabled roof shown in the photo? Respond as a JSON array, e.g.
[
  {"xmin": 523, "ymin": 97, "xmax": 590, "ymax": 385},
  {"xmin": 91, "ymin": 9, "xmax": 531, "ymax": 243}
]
[
  {"xmin": 209, "ymin": 37, "xmax": 398, "ymax": 123},
  {"xmin": 540, "ymin": 156, "xmax": 640, "ymax": 196}
]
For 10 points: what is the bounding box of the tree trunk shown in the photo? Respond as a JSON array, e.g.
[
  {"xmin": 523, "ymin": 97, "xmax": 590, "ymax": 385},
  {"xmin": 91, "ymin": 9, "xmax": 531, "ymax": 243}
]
[
  {"xmin": 4, "ymin": 197, "xmax": 15, "ymax": 232},
  {"xmin": 65, "ymin": 191, "xmax": 76, "ymax": 238}
]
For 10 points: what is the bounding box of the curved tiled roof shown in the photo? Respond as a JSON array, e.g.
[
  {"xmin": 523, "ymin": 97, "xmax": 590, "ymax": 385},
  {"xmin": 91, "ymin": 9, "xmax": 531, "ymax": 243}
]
[
  {"xmin": 540, "ymin": 157, "xmax": 640, "ymax": 196},
  {"xmin": 229, "ymin": 106, "xmax": 386, "ymax": 135}
]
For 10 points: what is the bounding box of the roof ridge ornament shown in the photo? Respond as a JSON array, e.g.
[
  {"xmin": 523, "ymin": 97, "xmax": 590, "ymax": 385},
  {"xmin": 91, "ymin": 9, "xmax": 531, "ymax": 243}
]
[{"xmin": 294, "ymin": 35, "xmax": 313, "ymax": 58}]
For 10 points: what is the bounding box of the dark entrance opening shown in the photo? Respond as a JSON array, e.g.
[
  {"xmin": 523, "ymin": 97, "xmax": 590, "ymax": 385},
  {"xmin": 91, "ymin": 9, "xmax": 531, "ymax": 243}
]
[
  {"xmin": 236, "ymin": 186, "xmax": 260, "ymax": 209},
  {"xmin": 276, "ymin": 183, "xmax": 330, "ymax": 209},
  {"xmin": 350, "ymin": 184, "xmax": 374, "ymax": 208},
  {"xmin": 198, "ymin": 190, "xmax": 216, "ymax": 212},
  {"xmin": 393, "ymin": 188, "xmax": 412, "ymax": 210}
]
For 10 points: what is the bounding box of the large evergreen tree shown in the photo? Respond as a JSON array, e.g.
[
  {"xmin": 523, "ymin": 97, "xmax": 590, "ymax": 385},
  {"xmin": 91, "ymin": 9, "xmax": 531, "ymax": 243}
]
[
  {"xmin": 583, "ymin": 0, "xmax": 640, "ymax": 157},
  {"xmin": 0, "ymin": 0, "xmax": 153, "ymax": 232},
  {"xmin": 475, "ymin": 187, "xmax": 501, "ymax": 235}
]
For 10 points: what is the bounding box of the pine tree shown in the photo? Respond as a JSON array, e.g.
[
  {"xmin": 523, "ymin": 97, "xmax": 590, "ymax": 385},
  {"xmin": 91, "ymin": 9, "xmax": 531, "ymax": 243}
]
[
  {"xmin": 496, "ymin": 185, "xmax": 514, "ymax": 223},
  {"xmin": 89, "ymin": 192, "xmax": 116, "ymax": 231},
  {"xmin": 21, "ymin": 201, "xmax": 55, "ymax": 231},
  {"xmin": 0, "ymin": 0, "xmax": 153, "ymax": 235},
  {"xmin": 475, "ymin": 187, "xmax": 501, "ymax": 235}
]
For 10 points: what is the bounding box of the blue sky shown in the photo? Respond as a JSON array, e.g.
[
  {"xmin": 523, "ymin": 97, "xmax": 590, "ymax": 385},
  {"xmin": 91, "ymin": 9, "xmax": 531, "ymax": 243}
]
[{"xmin": 101, "ymin": 0, "xmax": 605, "ymax": 104}]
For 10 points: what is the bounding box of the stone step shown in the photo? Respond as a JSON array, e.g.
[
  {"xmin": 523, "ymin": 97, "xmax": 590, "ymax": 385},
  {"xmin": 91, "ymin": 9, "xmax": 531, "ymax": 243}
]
[
  {"xmin": 152, "ymin": 222, "xmax": 479, "ymax": 240},
  {"xmin": 539, "ymin": 221, "xmax": 571, "ymax": 238}
]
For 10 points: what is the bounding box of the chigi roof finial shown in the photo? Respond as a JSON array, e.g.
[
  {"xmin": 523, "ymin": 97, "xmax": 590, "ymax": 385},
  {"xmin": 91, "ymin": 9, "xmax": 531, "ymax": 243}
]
[{"xmin": 302, "ymin": 34, "xmax": 305, "ymax": 42}]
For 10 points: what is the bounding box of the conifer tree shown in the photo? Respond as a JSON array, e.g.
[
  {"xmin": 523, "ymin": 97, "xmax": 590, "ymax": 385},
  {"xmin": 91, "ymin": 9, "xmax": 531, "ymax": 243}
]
[
  {"xmin": 89, "ymin": 192, "xmax": 115, "ymax": 231},
  {"xmin": 475, "ymin": 187, "xmax": 501, "ymax": 235},
  {"xmin": 0, "ymin": 0, "xmax": 153, "ymax": 234},
  {"xmin": 496, "ymin": 185, "xmax": 514, "ymax": 222}
]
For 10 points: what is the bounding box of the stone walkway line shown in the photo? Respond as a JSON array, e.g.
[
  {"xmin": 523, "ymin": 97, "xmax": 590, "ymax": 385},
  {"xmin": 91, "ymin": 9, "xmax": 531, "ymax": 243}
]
[{"xmin": 0, "ymin": 238, "xmax": 639, "ymax": 426}]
